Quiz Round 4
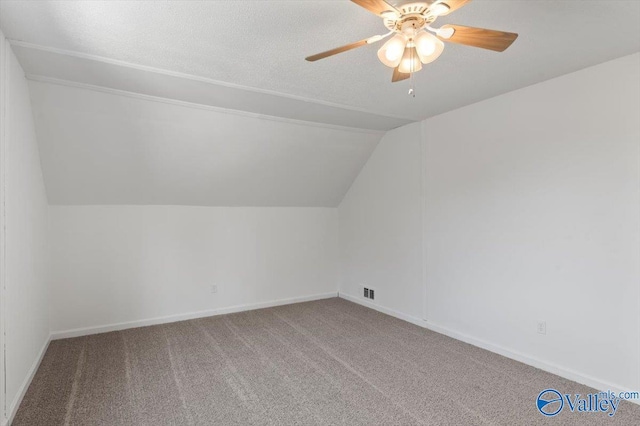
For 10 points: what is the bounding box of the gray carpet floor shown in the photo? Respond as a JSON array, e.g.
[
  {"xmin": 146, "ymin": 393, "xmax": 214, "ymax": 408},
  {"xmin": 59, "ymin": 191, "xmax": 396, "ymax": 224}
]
[{"xmin": 13, "ymin": 298, "xmax": 640, "ymax": 425}]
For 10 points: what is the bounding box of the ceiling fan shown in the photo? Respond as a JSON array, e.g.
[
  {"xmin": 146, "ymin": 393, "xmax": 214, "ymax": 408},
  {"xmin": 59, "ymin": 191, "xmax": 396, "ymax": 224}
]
[{"xmin": 305, "ymin": 0, "xmax": 518, "ymax": 83}]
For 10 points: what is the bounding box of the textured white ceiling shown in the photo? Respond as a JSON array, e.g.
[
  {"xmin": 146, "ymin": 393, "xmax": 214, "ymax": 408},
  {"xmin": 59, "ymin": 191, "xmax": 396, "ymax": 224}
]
[
  {"xmin": 2, "ymin": 0, "xmax": 639, "ymax": 122},
  {"xmin": 29, "ymin": 81, "xmax": 381, "ymax": 206}
]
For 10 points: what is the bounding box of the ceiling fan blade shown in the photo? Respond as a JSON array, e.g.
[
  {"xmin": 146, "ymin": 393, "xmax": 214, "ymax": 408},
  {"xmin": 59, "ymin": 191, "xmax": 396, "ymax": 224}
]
[
  {"xmin": 392, "ymin": 66, "xmax": 410, "ymax": 83},
  {"xmin": 305, "ymin": 39, "xmax": 369, "ymax": 62},
  {"xmin": 438, "ymin": 0, "xmax": 472, "ymax": 15},
  {"xmin": 351, "ymin": 0, "xmax": 400, "ymax": 16},
  {"xmin": 437, "ymin": 24, "xmax": 518, "ymax": 52}
]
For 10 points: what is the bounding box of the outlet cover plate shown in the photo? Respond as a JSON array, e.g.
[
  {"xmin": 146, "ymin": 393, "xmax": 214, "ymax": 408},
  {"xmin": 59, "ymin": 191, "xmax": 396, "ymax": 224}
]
[{"xmin": 537, "ymin": 321, "xmax": 546, "ymax": 335}]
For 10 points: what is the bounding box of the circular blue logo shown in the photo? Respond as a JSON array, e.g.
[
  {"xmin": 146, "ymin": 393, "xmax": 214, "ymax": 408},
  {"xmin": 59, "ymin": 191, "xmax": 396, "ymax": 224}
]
[{"xmin": 537, "ymin": 389, "xmax": 564, "ymax": 417}]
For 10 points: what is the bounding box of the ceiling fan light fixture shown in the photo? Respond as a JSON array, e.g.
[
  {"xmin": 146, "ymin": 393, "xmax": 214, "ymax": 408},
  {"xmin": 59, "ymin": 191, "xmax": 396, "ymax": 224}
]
[
  {"xmin": 430, "ymin": 2, "xmax": 450, "ymax": 16},
  {"xmin": 377, "ymin": 34, "xmax": 407, "ymax": 68},
  {"xmin": 398, "ymin": 46, "xmax": 422, "ymax": 74},
  {"xmin": 304, "ymin": 0, "xmax": 519, "ymax": 86},
  {"xmin": 414, "ymin": 31, "xmax": 445, "ymax": 64}
]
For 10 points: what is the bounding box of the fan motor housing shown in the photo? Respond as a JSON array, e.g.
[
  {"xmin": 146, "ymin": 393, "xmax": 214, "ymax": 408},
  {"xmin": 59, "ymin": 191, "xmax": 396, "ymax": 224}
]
[{"xmin": 382, "ymin": 2, "xmax": 437, "ymax": 33}]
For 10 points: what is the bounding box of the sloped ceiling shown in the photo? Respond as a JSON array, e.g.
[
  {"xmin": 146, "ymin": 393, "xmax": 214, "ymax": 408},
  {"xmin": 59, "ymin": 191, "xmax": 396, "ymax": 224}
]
[
  {"xmin": 1, "ymin": 0, "xmax": 639, "ymax": 206},
  {"xmin": 29, "ymin": 81, "xmax": 381, "ymax": 206}
]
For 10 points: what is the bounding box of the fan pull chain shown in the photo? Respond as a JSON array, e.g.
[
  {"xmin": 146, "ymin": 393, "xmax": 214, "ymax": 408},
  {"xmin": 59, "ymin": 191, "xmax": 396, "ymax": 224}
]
[
  {"xmin": 408, "ymin": 43, "xmax": 416, "ymax": 98},
  {"xmin": 409, "ymin": 72, "xmax": 415, "ymax": 97}
]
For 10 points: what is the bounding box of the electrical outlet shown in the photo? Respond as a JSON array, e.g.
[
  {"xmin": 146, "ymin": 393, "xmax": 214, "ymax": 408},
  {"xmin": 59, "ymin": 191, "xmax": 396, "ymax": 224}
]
[
  {"xmin": 210, "ymin": 285, "xmax": 218, "ymax": 294},
  {"xmin": 537, "ymin": 321, "xmax": 546, "ymax": 335}
]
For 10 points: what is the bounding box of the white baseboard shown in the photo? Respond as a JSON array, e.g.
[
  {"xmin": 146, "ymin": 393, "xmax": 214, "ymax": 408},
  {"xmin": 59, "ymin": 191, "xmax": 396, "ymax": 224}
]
[
  {"xmin": 338, "ymin": 292, "xmax": 426, "ymax": 328},
  {"xmin": 422, "ymin": 320, "xmax": 640, "ymax": 406},
  {"xmin": 3, "ymin": 335, "xmax": 51, "ymax": 426},
  {"xmin": 51, "ymin": 292, "xmax": 338, "ymax": 340},
  {"xmin": 339, "ymin": 292, "xmax": 640, "ymax": 406}
]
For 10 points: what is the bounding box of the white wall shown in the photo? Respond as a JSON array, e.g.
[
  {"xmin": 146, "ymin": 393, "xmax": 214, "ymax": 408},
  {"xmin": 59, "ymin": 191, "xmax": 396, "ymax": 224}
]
[
  {"xmin": 50, "ymin": 206, "xmax": 338, "ymax": 334},
  {"xmin": 424, "ymin": 53, "xmax": 640, "ymax": 392},
  {"xmin": 339, "ymin": 122, "xmax": 424, "ymax": 319},
  {"xmin": 0, "ymin": 33, "xmax": 50, "ymax": 424},
  {"xmin": 339, "ymin": 53, "xmax": 640, "ymax": 394}
]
